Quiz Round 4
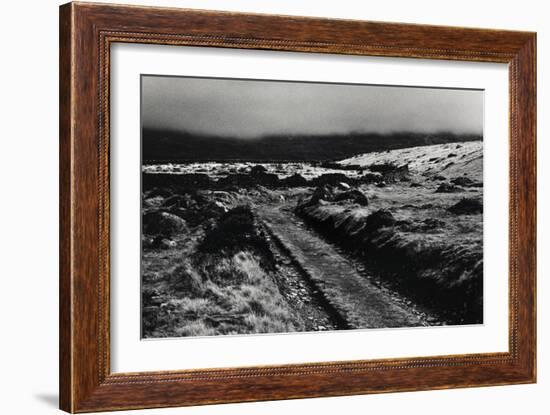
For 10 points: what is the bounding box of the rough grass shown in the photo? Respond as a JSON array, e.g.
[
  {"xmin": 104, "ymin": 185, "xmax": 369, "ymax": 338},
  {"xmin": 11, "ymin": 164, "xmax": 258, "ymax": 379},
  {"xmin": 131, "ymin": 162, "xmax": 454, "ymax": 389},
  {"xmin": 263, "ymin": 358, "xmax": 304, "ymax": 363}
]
[
  {"xmin": 198, "ymin": 205, "xmax": 275, "ymax": 267},
  {"xmin": 297, "ymin": 197, "xmax": 482, "ymax": 323},
  {"xmin": 142, "ymin": 251, "xmax": 303, "ymax": 338},
  {"xmin": 295, "ymin": 142, "xmax": 483, "ymax": 324},
  {"xmin": 141, "ymin": 191, "xmax": 308, "ymax": 338}
]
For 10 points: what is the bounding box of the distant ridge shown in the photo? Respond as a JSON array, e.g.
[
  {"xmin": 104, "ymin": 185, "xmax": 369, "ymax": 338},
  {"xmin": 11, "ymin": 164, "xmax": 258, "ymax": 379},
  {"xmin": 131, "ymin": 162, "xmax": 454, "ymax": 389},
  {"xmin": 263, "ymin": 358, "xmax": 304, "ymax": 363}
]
[{"xmin": 142, "ymin": 128, "xmax": 482, "ymax": 163}]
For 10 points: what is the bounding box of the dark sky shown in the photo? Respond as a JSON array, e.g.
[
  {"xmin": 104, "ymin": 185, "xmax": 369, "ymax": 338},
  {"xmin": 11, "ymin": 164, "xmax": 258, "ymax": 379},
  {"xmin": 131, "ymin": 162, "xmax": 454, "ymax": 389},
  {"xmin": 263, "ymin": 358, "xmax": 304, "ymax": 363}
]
[{"xmin": 142, "ymin": 75, "xmax": 483, "ymax": 138}]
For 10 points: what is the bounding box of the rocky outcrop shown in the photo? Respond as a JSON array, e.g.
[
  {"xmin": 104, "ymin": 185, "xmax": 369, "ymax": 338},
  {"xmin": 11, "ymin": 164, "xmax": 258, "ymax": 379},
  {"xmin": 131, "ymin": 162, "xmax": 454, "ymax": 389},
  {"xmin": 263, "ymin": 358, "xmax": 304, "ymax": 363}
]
[
  {"xmin": 448, "ymin": 198, "xmax": 483, "ymax": 215},
  {"xmin": 143, "ymin": 211, "xmax": 188, "ymax": 237},
  {"xmin": 435, "ymin": 183, "xmax": 463, "ymax": 193},
  {"xmin": 333, "ymin": 189, "xmax": 369, "ymax": 206},
  {"xmin": 312, "ymin": 173, "xmax": 356, "ymax": 187},
  {"xmin": 281, "ymin": 173, "xmax": 309, "ymax": 187}
]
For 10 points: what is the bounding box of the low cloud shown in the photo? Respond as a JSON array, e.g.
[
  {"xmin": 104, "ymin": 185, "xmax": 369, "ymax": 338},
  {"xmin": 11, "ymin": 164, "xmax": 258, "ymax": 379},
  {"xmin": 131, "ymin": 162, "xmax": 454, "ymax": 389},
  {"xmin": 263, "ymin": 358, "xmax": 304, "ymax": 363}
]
[{"xmin": 142, "ymin": 75, "xmax": 483, "ymax": 138}]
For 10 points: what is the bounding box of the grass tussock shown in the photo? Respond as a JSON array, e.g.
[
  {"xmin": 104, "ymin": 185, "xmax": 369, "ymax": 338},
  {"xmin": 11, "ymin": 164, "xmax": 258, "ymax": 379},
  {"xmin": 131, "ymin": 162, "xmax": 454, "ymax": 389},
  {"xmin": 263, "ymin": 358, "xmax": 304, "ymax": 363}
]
[
  {"xmin": 198, "ymin": 206, "xmax": 275, "ymax": 266},
  {"xmin": 142, "ymin": 209, "xmax": 303, "ymax": 337},
  {"xmin": 296, "ymin": 187, "xmax": 483, "ymax": 324}
]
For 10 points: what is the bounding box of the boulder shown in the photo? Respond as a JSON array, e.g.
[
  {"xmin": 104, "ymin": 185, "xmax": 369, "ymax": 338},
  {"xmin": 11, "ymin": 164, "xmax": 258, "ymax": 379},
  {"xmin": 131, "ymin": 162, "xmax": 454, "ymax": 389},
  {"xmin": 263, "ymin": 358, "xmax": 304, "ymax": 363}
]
[
  {"xmin": 297, "ymin": 186, "xmax": 334, "ymax": 209},
  {"xmin": 255, "ymin": 172, "xmax": 281, "ymax": 187},
  {"xmin": 364, "ymin": 209, "xmax": 396, "ymax": 233},
  {"xmin": 312, "ymin": 173, "xmax": 354, "ymax": 187},
  {"xmin": 150, "ymin": 236, "xmax": 177, "ymax": 249},
  {"xmin": 435, "ymin": 183, "xmax": 463, "ymax": 193},
  {"xmin": 451, "ymin": 176, "xmax": 482, "ymax": 188},
  {"xmin": 333, "ymin": 189, "xmax": 369, "ymax": 206},
  {"xmin": 145, "ymin": 187, "xmax": 173, "ymax": 199},
  {"xmin": 368, "ymin": 162, "xmax": 398, "ymax": 173},
  {"xmin": 216, "ymin": 174, "xmax": 256, "ymax": 188},
  {"xmin": 282, "ymin": 173, "xmax": 309, "ymax": 187},
  {"xmin": 162, "ymin": 194, "xmax": 192, "ymax": 209},
  {"xmin": 177, "ymin": 173, "xmax": 212, "ymax": 187},
  {"xmin": 311, "ymin": 186, "xmax": 334, "ymax": 203},
  {"xmin": 383, "ymin": 164, "xmax": 410, "ymax": 183},
  {"xmin": 250, "ymin": 165, "xmax": 268, "ymax": 176},
  {"xmin": 448, "ymin": 198, "xmax": 483, "ymax": 215},
  {"xmin": 451, "ymin": 176, "xmax": 474, "ymax": 186},
  {"xmin": 361, "ymin": 172, "xmax": 382, "ymax": 184},
  {"xmin": 143, "ymin": 211, "xmax": 187, "ymax": 237},
  {"xmin": 367, "ymin": 163, "xmax": 410, "ymax": 183}
]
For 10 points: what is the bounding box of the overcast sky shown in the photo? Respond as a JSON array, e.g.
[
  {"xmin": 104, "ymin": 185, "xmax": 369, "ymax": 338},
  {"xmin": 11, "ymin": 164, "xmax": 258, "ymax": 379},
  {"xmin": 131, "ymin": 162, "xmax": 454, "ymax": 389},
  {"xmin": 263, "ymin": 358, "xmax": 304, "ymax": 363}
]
[{"xmin": 141, "ymin": 75, "xmax": 483, "ymax": 138}]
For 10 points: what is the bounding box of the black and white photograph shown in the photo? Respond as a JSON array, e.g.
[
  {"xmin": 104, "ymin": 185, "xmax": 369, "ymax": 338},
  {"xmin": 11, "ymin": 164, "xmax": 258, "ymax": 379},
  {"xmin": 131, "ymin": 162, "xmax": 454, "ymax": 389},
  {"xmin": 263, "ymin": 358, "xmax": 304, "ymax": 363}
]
[{"xmin": 140, "ymin": 75, "xmax": 484, "ymax": 339}]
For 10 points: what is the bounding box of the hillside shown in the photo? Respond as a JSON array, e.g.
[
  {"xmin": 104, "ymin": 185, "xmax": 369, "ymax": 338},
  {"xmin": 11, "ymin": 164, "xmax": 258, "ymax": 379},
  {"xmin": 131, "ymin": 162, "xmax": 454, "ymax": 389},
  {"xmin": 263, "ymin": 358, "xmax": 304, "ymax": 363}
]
[
  {"xmin": 142, "ymin": 129, "xmax": 482, "ymax": 162},
  {"xmin": 339, "ymin": 140, "xmax": 482, "ymax": 179},
  {"xmin": 296, "ymin": 140, "xmax": 484, "ymax": 324}
]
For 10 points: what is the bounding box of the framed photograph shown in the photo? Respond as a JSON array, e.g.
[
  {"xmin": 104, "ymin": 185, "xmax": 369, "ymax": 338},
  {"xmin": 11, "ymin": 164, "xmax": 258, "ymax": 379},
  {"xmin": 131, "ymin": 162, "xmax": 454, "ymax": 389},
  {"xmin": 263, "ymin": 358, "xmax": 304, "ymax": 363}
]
[{"xmin": 59, "ymin": 2, "xmax": 536, "ymax": 412}]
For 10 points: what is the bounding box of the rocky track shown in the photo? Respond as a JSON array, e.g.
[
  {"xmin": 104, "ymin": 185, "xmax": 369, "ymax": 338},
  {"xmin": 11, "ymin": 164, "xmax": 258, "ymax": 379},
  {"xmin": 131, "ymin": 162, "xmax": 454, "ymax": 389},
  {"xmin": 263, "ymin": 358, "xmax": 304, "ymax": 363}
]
[{"xmin": 257, "ymin": 204, "xmax": 429, "ymax": 329}]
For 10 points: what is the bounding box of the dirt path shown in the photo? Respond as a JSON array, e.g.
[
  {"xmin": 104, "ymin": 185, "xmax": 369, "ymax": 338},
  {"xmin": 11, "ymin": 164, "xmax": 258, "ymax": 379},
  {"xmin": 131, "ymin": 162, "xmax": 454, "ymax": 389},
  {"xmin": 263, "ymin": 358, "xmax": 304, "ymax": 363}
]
[
  {"xmin": 257, "ymin": 203, "xmax": 428, "ymax": 329},
  {"xmin": 260, "ymin": 225, "xmax": 347, "ymax": 332}
]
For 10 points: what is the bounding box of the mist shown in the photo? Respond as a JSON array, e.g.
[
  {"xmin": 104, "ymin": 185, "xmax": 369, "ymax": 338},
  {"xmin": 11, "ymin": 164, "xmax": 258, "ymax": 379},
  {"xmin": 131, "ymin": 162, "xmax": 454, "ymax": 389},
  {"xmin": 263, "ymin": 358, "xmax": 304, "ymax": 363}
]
[{"xmin": 141, "ymin": 75, "xmax": 483, "ymax": 139}]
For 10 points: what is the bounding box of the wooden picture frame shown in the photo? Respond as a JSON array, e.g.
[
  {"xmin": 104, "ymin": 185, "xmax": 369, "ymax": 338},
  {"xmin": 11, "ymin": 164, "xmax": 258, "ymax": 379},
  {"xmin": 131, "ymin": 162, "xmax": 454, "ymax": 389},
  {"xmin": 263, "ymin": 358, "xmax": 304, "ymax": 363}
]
[{"xmin": 59, "ymin": 2, "xmax": 536, "ymax": 412}]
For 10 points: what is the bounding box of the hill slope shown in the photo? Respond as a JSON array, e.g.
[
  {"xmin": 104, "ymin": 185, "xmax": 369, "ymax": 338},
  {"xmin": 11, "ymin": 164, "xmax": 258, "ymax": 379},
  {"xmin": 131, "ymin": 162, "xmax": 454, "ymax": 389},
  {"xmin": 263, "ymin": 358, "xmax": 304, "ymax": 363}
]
[
  {"xmin": 142, "ymin": 129, "xmax": 482, "ymax": 162},
  {"xmin": 339, "ymin": 140, "xmax": 482, "ymax": 180}
]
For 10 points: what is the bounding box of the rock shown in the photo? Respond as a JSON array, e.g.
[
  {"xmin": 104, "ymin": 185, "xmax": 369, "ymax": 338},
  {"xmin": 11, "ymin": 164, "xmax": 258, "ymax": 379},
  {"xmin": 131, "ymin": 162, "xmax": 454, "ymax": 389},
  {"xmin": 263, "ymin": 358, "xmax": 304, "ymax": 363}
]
[
  {"xmin": 361, "ymin": 172, "xmax": 383, "ymax": 184},
  {"xmin": 143, "ymin": 196, "xmax": 166, "ymax": 208},
  {"xmin": 306, "ymin": 186, "xmax": 334, "ymax": 206},
  {"xmin": 451, "ymin": 176, "xmax": 474, "ymax": 186},
  {"xmin": 448, "ymin": 198, "xmax": 483, "ymax": 215},
  {"xmin": 169, "ymin": 263, "xmax": 204, "ymax": 295},
  {"xmin": 216, "ymin": 174, "xmax": 255, "ymax": 188},
  {"xmin": 214, "ymin": 201, "xmax": 229, "ymax": 212},
  {"xmin": 410, "ymin": 182, "xmax": 422, "ymax": 188},
  {"xmin": 178, "ymin": 173, "xmax": 212, "ymax": 187},
  {"xmin": 141, "ymin": 235, "xmax": 154, "ymax": 249},
  {"xmin": 435, "ymin": 183, "xmax": 463, "ymax": 193},
  {"xmin": 282, "ymin": 173, "xmax": 309, "ymax": 187},
  {"xmin": 376, "ymin": 182, "xmax": 386, "ymax": 188},
  {"xmin": 367, "ymin": 163, "xmax": 410, "ymax": 182},
  {"xmin": 368, "ymin": 162, "xmax": 398, "ymax": 173},
  {"xmin": 250, "ymin": 165, "xmax": 268, "ymax": 176},
  {"xmin": 421, "ymin": 218, "xmax": 446, "ymax": 229},
  {"xmin": 312, "ymin": 173, "xmax": 354, "ymax": 187},
  {"xmin": 383, "ymin": 164, "xmax": 410, "ymax": 183},
  {"xmin": 146, "ymin": 187, "xmax": 173, "ymax": 199},
  {"xmin": 431, "ymin": 175, "xmax": 447, "ymax": 181},
  {"xmin": 151, "ymin": 236, "xmax": 177, "ymax": 249},
  {"xmin": 333, "ymin": 189, "xmax": 369, "ymax": 206},
  {"xmin": 162, "ymin": 194, "xmax": 192, "ymax": 209},
  {"xmin": 254, "ymin": 172, "xmax": 281, "ymax": 187},
  {"xmin": 143, "ymin": 211, "xmax": 188, "ymax": 237},
  {"xmin": 364, "ymin": 209, "xmax": 396, "ymax": 233},
  {"xmin": 451, "ymin": 176, "xmax": 482, "ymax": 188}
]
